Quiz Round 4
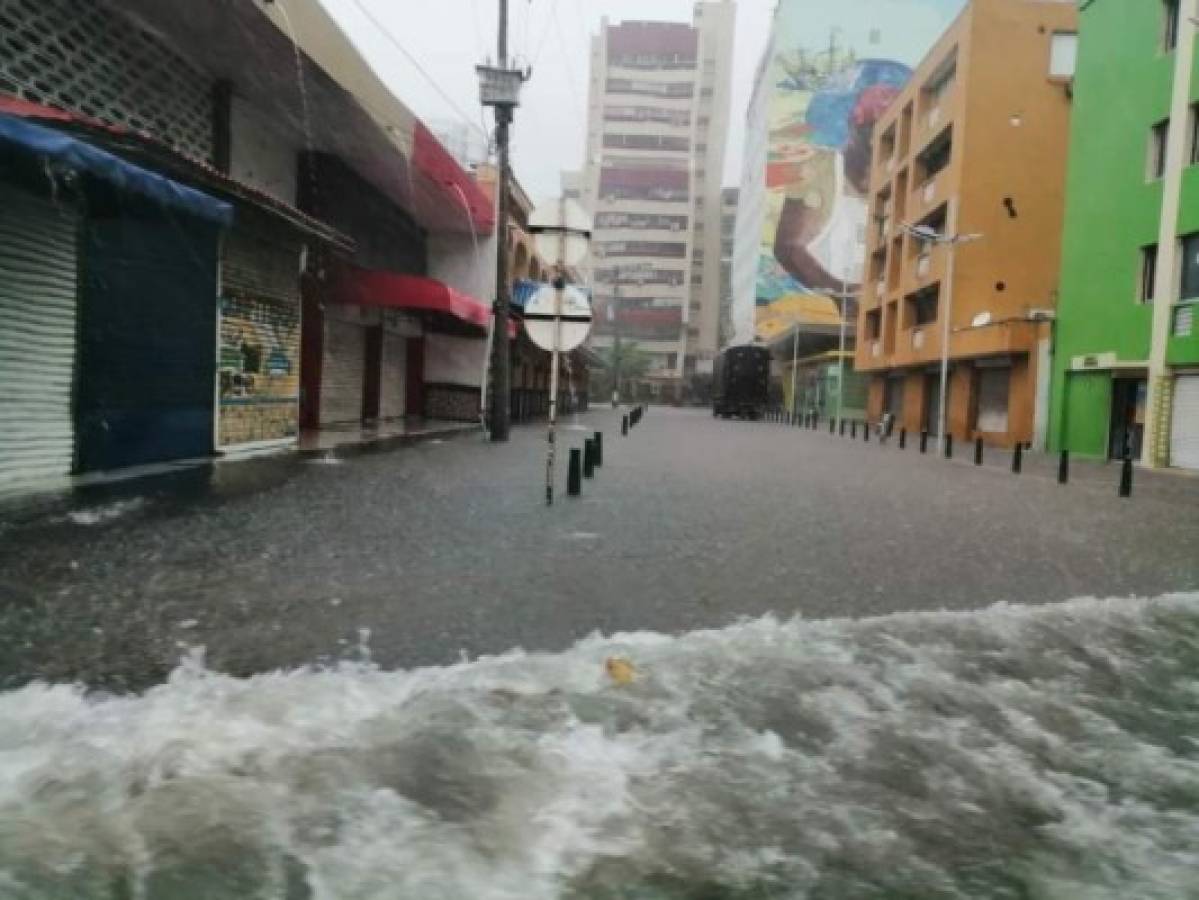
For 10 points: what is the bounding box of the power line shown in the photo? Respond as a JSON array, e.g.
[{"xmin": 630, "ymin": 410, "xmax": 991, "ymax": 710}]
[
  {"xmin": 551, "ymin": 0, "xmax": 583, "ymax": 108},
  {"xmin": 528, "ymin": 0, "xmax": 561, "ymax": 68},
  {"xmin": 346, "ymin": 0, "xmax": 488, "ymax": 139}
]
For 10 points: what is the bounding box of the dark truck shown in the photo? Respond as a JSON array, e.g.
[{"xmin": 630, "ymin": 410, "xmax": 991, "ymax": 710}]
[{"xmin": 712, "ymin": 345, "xmax": 770, "ymax": 419}]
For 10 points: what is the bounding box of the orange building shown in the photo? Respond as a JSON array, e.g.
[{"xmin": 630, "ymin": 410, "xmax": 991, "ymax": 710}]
[{"xmin": 855, "ymin": 0, "xmax": 1076, "ymax": 448}]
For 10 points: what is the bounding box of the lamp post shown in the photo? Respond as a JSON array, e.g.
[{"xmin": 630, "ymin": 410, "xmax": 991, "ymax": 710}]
[{"xmin": 899, "ymin": 205, "xmax": 982, "ymax": 452}]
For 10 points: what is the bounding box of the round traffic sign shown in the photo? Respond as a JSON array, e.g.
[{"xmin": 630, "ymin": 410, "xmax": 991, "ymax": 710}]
[{"xmin": 524, "ymin": 284, "xmax": 592, "ymax": 352}]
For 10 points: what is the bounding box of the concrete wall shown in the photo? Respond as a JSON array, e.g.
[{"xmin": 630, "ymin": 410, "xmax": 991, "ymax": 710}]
[{"xmin": 230, "ymin": 96, "xmax": 298, "ymax": 205}]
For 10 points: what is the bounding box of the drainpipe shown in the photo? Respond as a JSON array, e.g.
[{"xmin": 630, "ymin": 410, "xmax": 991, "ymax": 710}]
[{"xmin": 1144, "ymin": 0, "xmax": 1198, "ymax": 468}]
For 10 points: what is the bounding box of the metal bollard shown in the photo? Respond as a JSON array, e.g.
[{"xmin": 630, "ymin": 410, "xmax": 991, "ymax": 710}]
[
  {"xmin": 583, "ymin": 439, "xmax": 595, "ymax": 478},
  {"xmin": 840, "ymin": 418, "xmax": 846, "ymax": 436},
  {"xmin": 974, "ymin": 437, "xmax": 983, "ymax": 466},
  {"xmin": 1119, "ymin": 454, "xmax": 1133, "ymax": 498},
  {"xmin": 812, "ymin": 414, "xmax": 819, "ymax": 431},
  {"xmin": 593, "ymin": 431, "xmax": 603, "ymax": 468},
  {"xmin": 567, "ymin": 448, "xmax": 582, "ymax": 496},
  {"xmin": 863, "ymin": 421, "xmax": 870, "ymax": 442},
  {"xmin": 850, "ymin": 420, "xmax": 857, "ymax": 439},
  {"xmin": 1012, "ymin": 442, "xmax": 1023, "ymax": 474},
  {"xmin": 944, "ymin": 433, "xmax": 953, "ymax": 459},
  {"xmin": 830, "ymin": 418, "xmax": 836, "ymax": 434},
  {"xmin": 920, "ymin": 430, "xmax": 928, "ymax": 454},
  {"xmin": 622, "ymin": 415, "xmax": 629, "ymax": 436},
  {"xmin": 899, "ymin": 428, "xmax": 906, "ymax": 449},
  {"xmin": 1058, "ymin": 450, "xmax": 1069, "ymax": 484}
]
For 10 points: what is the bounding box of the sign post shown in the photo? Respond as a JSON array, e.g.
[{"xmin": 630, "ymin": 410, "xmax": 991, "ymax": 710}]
[{"xmin": 526, "ymin": 198, "xmax": 592, "ymax": 505}]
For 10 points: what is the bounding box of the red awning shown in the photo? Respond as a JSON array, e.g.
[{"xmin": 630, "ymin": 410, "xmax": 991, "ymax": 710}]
[{"xmin": 331, "ymin": 265, "xmax": 514, "ymax": 336}]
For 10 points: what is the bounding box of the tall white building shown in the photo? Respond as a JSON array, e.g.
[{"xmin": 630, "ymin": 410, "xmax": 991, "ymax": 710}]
[{"xmin": 578, "ymin": 3, "xmax": 735, "ymax": 400}]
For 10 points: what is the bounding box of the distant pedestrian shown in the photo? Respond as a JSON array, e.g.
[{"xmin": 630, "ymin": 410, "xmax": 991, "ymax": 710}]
[{"xmin": 878, "ymin": 412, "xmax": 894, "ymax": 444}]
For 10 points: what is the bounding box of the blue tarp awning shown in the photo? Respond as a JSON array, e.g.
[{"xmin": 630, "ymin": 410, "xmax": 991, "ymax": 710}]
[{"xmin": 0, "ymin": 114, "xmax": 234, "ymax": 227}]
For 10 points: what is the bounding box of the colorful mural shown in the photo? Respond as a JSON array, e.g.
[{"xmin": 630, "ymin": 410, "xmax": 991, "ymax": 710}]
[
  {"xmin": 751, "ymin": 0, "xmax": 966, "ymax": 337},
  {"xmin": 218, "ymin": 295, "xmax": 300, "ymax": 446}
]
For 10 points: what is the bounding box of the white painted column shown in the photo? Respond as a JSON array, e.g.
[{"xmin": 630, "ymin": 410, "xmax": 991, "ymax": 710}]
[{"xmin": 1145, "ymin": 0, "xmax": 1199, "ymax": 467}]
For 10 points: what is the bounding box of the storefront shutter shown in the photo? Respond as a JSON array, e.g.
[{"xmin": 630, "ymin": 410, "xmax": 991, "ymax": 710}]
[
  {"xmin": 1169, "ymin": 375, "xmax": 1199, "ymax": 470},
  {"xmin": 320, "ymin": 317, "xmax": 365, "ymax": 425},
  {"xmin": 977, "ymin": 367, "xmax": 1010, "ymax": 434},
  {"xmin": 0, "ymin": 185, "xmax": 79, "ymax": 494},
  {"xmin": 379, "ymin": 331, "xmax": 407, "ymax": 420}
]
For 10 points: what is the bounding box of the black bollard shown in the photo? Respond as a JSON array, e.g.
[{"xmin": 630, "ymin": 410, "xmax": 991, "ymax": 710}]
[
  {"xmin": 1119, "ymin": 454, "xmax": 1133, "ymax": 498},
  {"xmin": 812, "ymin": 414, "xmax": 819, "ymax": 431},
  {"xmin": 1012, "ymin": 441, "xmax": 1023, "ymax": 474},
  {"xmin": 583, "ymin": 439, "xmax": 595, "ymax": 478},
  {"xmin": 974, "ymin": 437, "xmax": 984, "ymax": 466},
  {"xmin": 622, "ymin": 415, "xmax": 629, "ymax": 436},
  {"xmin": 567, "ymin": 448, "xmax": 582, "ymax": 496},
  {"xmin": 593, "ymin": 431, "xmax": 603, "ymax": 468},
  {"xmin": 830, "ymin": 418, "xmax": 836, "ymax": 434},
  {"xmin": 899, "ymin": 428, "xmax": 906, "ymax": 449},
  {"xmin": 920, "ymin": 430, "xmax": 928, "ymax": 454},
  {"xmin": 863, "ymin": 421, "xmax": 870, "ymax": 442},
  {"xmin": 1058, "ymin": 450, "xmax": 1069, "ymax": 484},
  {"xmin": 944, "ymin": 433, "xmax": 953, "ymax": 459},
  {"xmin": 850, "ymin": 420, "xmax": 857, "ymax": 439}
]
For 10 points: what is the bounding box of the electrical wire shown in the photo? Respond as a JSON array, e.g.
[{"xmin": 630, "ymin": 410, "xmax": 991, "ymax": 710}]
[
  {"xmin": 550, "ymin": 0, "xmax": 583, "ymax": 109},
  {"xmin": 346, "ymin": 0, "xmax": 488, "ymax": 140},
  {"xmin": 528, "ymin": 0, "xmax": 560, "ymax": 69}
]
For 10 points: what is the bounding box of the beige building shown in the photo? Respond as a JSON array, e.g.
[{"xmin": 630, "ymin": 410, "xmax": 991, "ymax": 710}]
[{"xmin": 577, "ymin": 3, "xmax": 735, "ymax": 399}]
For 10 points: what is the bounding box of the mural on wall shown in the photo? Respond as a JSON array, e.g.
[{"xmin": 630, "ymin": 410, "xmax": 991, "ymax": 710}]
[
  {"xmin": 754, "ymin": 0, "xmax": 966, "ymax": 337},
  {"xmin": 218, "ymin": 295, "xmax": 300, "ymax": 445}
]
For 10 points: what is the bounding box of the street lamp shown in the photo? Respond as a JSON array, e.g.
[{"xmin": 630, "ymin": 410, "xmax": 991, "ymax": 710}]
[{"xmin": 899, "ymin": 212, "xmax": 982, "ymax": 452}]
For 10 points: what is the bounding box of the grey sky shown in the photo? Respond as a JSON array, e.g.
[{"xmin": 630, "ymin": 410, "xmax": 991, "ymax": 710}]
[{"xmin": 318, "ymin": 0, "xmax": 775, "ymax": 204}]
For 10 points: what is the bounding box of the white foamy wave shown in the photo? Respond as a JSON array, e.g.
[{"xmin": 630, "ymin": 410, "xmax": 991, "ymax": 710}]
[
  {"xmin": 65, "ymin": 497, "xmax": 145, "ymax": 526},
  {"xmin": 2, "ymin": 594, "xmax": 1199, "ymax": 898}
]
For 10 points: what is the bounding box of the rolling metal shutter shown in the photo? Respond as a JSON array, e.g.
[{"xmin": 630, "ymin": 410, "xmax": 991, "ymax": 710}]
[
  {"xmin": 379, "ymin": 331, "xmax": 407, "ymax": 420},
  {"xmin": 977, "ymin": 367, "xmax": 1010, "ymax": 434},
  {"xmin": 0, "ymin": 185, "xmax": 78, "ymax": 494},
  {"xmin": 1169, "ymin": 375, "xmax": 1199, "ymax": 470},
  {"xmin": 320, "ymin": 317, "xmax": 365, "ymax": 425}
]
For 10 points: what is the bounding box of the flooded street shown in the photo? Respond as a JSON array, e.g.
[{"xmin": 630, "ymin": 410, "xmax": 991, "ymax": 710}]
[{"xmin": 3, "ymin": 594, "xmax": 1199, "ymax": 898}]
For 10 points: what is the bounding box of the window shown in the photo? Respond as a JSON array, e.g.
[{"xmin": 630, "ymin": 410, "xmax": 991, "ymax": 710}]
[
  {"xmin": 1190, "ymin": 103, "xmax": 1199, "ymax": 165},
  {"xmin": 864, "ymin": 309, "xmax": 882, "ymax": 340},
  {"xmin": 1149, "ymin": 120, "xmax": 1169, "ymax": 180},
  {"xmin": 1049, "ymin": 32, "xmax": 1078, "ymax": 78},
  {"xmin": 1180, "ymin": 232, "xmax": 1199, "ymax": 300},
  {"xmin": 906, "ymin": 286, "xmax": 940, "ymax": 326},
  {"xmin": 1140, "ymin": 245, "xmax": 1158, "ymax": 303},
  {"xmin": 1164, "ymin": 0, "xmax": 1180, "ymax": 52}
]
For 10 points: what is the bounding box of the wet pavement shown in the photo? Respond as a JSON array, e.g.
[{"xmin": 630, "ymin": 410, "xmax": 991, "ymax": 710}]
[{"xmin": 3, "ymin": 407, "xmax": 1199, "ymax": 691}]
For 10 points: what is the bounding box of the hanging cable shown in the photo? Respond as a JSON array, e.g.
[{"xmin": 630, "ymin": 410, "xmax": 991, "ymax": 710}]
[{"xmin": 346, "ymin": 0, "xmax": 488, "ymax": 140}]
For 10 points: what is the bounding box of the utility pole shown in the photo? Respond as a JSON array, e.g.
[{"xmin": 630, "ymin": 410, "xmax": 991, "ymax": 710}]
[{"xmin": 477, "ymin": 0, "xmax": 525, "ymax": 441}]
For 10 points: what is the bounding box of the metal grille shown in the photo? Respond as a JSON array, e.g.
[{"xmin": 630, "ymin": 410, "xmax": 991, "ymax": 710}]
[{"xmin": 0, "ymin": 0, "xmax": 212, "ymax": 160}]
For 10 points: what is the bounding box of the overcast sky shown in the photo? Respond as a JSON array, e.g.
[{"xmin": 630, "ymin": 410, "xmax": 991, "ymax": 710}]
[{"xmin": 318, "ymin": 0, "xmax": 775, "ymax": 204}]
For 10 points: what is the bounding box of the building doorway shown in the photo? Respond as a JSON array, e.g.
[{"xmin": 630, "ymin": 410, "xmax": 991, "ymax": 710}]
[{"xmin": 1109, "ymin": 377, "xmax": 1146, "ymax": 461}]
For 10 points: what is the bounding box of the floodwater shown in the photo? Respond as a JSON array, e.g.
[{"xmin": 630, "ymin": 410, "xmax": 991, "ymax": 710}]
[{"xmin": 2, "ymin": 594, "xmax": 1198, "ymax": 899}]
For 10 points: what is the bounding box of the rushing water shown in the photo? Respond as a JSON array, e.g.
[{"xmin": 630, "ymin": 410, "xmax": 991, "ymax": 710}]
[{"xmin": 3, "ymin": 594, "xmax": 1199, "ymax": 899}]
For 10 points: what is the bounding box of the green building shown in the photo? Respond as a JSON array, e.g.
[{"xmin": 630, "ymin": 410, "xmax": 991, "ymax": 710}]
[{"xmin": 1051, "ymin": 0, "xmax": 1199, "ymax": 469}]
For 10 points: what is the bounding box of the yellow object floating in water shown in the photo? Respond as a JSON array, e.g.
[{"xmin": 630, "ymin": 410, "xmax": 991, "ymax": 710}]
[{"xmin": 605, "ymin": 656, "xmax": 636, "ymax": 685}]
